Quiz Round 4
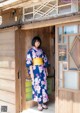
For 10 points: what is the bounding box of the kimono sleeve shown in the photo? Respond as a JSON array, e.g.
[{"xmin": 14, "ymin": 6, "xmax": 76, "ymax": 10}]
[
  {"xmin": 42, "ymin": 51, "xmax": 50, "ymax": 68},
  {"xmin": 26, "ymin": 50, "xmax": 33, "ymax": 68}
]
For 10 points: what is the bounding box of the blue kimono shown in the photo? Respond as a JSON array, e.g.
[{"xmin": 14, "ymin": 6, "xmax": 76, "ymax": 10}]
[{"xmin": 26, "ymin": 47, "xmax": 49, "ymax": 104}]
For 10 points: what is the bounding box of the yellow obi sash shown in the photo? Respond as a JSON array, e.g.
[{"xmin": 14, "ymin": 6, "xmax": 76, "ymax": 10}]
[{"xmin": 33, "ymin": 58, "xmax": 43, "ymax": 65}]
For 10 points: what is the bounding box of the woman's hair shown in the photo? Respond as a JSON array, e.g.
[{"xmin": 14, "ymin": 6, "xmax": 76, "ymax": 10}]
[{"xmin": 32, "ymin": 36, "xmax": 42, "ymax": 48}]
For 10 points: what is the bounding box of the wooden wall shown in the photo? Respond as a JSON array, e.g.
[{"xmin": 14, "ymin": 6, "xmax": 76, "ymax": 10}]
[
  {"xmin": 0, "ymin": 29, "xmax": 16, "ymax": 113},
  {"xmin": 0, "ymin": 8, "xmax": 22, "ymax": 28}
]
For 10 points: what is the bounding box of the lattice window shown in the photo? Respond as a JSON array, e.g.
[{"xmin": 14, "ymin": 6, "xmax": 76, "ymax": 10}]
[{"xmin": 23, "ymin": 0, "xmax": 79, "ymax": 22}]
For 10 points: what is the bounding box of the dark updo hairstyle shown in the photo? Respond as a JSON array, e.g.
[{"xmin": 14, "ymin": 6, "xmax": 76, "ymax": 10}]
[{"xmin": 32, "ymin": 36, "xmax": 42, "ymax": 48}]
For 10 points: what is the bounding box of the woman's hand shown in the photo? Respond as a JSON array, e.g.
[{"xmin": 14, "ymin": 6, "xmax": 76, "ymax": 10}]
[
  {"xmin": 31, "ymin": 73, "xmax": 34, "ymax": 82},
  {"xmin": 46, "ymin": 72, "xmax": 48, "ymax": 76}
]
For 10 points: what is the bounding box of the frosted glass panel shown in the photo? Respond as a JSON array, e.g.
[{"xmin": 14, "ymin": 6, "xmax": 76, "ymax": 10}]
[
  {"xmin": 79, "ymin": 25, "xmax": 80, "ymax": 33},
  {"xmin": 63, "ymin": 62, "xmax": 67, "ymax": 70},
  {"xmin": 25, "ymin": 7, "xmax": 33, "ymax": 13},
  {"xmin": 58, "ymin": 35, "xmax": 62, "ymax": 43},
  {"xmin": 64, "ymin": 25, "xmax": 78, "ymax": 34},
  {"xmin": 58, "ymin": 6, "xmax": 71, "ymax": 14},
  {"xmin": 63, "ymin": 36, "xmax": 68, "ymax": 43},
  {"xmin": 64, "ymin": 71, "xmax": 79, "ymax": 89},
  {"xmin": 71, "ymin": 0, "xmax": 78, "ymax": 12},
  {"xmin": 58, "ymin": 27, "xmax": 62, "ymax": 43},
  {"xmin": 59, "ymin": 27, "xmax": 62, "ymax": 35},
  {"xmin": 25, "ymin": 13, "xmax": 33, "ymax": 20},
  {"xmin": 59, "ymin": 62, "xmax": 63, "ymax": 79},
  {"xmin": 59, "ymin": 80, "xmax": 63, "ymax": 88}
]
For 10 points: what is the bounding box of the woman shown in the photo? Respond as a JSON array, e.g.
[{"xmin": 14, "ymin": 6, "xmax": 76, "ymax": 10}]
[{"xmin": 26, "ymin": 36, "xmax": 49, "ymax": 111}]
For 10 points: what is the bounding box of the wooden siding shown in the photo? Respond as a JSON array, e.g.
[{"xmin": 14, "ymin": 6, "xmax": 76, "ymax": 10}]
[
  {"xmin": 0, "ymin": 101, "xmax": 15, "ymax": 113},
  {"xmin": 0, "ymin": 30, "xmax": 16, "ymax": 113},
  {"xmin": 0, "ymin": 8, "xmax": 22, "ymax": 28}
]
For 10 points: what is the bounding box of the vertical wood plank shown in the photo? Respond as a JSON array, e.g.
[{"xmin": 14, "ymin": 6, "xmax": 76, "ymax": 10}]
[
  {"xmin": 55, "ymin": 25, "xmax": 59, "ymax": 113},
  {"xmin": 73, "ymin": 93, "xmax": 80, "ymax": 113}
]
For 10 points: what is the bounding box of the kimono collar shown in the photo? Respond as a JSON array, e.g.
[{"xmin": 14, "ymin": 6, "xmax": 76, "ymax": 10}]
[{"xmin": 32, "ymin": 46, "xmax": 39, "ymax": 51}]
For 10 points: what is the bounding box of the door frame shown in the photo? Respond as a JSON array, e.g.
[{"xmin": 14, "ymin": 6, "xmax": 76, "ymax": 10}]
[
  {"xmin": 15, "ymin": 28, "xmax": 23, "ymax": 113},
  {"xmin": 20, "ymin": 20, "xmax": 80, "ymax": 113}
]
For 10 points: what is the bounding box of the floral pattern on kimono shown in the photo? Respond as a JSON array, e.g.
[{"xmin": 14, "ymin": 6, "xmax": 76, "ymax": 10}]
[{"xmin": 26, "ymin": 47, "xmax": 49, "ymax": 104}]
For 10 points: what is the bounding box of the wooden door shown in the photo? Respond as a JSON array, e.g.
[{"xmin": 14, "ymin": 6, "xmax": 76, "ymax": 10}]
[
  {"xmin": 55, "ymin": 23, "xmax": 80, "ymax": 113},
  {"xmin": 0, "ymin": 28, "xmax": 21, "ymax": 113}
]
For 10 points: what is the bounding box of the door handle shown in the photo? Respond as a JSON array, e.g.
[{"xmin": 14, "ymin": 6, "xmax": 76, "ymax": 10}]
[{"xmin": 18, "ymin": 71, "xmax": 21, "ymax": 79}]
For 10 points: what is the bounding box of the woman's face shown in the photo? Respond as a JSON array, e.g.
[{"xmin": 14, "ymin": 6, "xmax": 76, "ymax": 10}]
[{"xmin": 34, "ymin": 40, "xmax": 40, "ymax": 48}]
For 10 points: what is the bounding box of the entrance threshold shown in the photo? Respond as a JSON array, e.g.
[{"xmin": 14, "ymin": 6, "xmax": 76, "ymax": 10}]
[{"xmin": 21, "ymin": 102, "xmax": 55, "ymax": 113}]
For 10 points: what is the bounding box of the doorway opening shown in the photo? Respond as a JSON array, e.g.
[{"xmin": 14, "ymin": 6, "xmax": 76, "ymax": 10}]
[{"xmin": 21, "ymin": 26, "xmax": 55, "ymax": 113}]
